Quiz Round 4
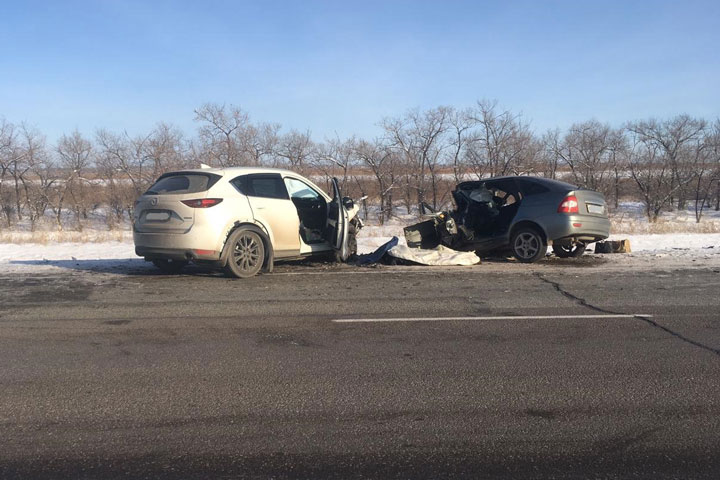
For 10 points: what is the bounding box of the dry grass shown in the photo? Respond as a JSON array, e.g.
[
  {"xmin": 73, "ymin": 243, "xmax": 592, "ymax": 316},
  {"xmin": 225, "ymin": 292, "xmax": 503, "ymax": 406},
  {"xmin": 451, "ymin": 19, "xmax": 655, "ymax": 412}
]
[
  {"xmin": 611, "ymin": 216, "xmax": 720, "ymax": 234},
  {"xmin": 1, "ymin": 211, "xmax": 719, "ymax": 244}
]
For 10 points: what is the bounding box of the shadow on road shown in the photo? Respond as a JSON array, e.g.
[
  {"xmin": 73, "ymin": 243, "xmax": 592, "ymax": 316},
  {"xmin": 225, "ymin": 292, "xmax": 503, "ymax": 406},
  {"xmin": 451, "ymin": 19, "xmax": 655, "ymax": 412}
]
[
  {"xmin": 10, "ymin": 258, "xmax": 164, "ymax": 275},
  {"xmin": 9, "ymin": 256, "xmax": 347, "ymax": 276},
  {"xmin": 9, "ymin": 252, "xmax": 608, "ymax": 277}
]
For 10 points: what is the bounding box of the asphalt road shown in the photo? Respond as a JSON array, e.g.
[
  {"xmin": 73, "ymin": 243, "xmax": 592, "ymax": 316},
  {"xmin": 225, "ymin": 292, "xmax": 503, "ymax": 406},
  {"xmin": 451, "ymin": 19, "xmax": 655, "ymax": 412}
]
[{"xmin": 1, "ymin": 257, "xmax": 719, "ymax": 479}]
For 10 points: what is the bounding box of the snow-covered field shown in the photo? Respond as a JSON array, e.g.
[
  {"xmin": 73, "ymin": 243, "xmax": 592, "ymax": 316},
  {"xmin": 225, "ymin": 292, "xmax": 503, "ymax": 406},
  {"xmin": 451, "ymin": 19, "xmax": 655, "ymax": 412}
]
[
  {"xmin": 1, "ymin": 202, "xmax": 720, "ymax": 274},
  {"xmin": 1, "ymin": 225, "xmax": 720, "ymax": 275}
]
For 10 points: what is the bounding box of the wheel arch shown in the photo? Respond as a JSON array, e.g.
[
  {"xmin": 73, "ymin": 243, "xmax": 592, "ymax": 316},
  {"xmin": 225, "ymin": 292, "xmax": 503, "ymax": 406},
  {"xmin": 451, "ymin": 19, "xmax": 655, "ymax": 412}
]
[
  {"xmin": 509, "ymin": 220, "xmax": 548, "ymax": 244},
  {"xmin": 221, "ymin": 222, "xmax": 274, "ymax": 273}
]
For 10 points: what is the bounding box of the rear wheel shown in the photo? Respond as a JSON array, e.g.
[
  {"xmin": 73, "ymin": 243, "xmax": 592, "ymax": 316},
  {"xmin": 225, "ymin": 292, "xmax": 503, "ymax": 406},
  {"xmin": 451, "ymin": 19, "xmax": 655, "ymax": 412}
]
[
  {"xmin": 151, "ymin": 258, "xmax": 188, "ymax": 274},
  {"xmin": 224, "ymin": 229, "xmax": 265, "ymax": 278},
  {"xmin": 552, "ymin": 243, "xmax": 586, "ymax": 258},
  {"xmin": 510, "ymin": 227, "xmax": 547, "ymax": 263}
]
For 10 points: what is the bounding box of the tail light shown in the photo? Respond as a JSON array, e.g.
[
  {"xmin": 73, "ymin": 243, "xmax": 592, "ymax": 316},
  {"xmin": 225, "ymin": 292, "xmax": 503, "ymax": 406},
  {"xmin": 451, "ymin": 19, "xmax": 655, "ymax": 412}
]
[
  {"xmin": 181, "ymin": 198, "xmax": 223, "ymax": 208},
  {"xmin": 557, "ymin": 195, "xmax": 579, "ymax": 213}
]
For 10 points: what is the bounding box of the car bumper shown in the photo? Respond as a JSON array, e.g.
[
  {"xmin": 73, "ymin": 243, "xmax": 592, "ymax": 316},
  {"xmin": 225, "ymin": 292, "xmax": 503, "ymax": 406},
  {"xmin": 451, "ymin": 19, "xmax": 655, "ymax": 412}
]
[
  {"xmin": 133, "ymin": 231, "xmax": 222, "ymax": 261},
  {"xmin": 541, "ymin": 214, "xmax": 611, "ymax": 244}
]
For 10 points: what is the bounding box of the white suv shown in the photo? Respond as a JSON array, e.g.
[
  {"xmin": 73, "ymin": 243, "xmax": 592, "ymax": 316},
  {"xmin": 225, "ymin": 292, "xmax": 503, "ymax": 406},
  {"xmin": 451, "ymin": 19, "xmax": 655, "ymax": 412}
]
[{"xmin": 133, "ymin": 166, "xmax": 362, "ymax": 277}]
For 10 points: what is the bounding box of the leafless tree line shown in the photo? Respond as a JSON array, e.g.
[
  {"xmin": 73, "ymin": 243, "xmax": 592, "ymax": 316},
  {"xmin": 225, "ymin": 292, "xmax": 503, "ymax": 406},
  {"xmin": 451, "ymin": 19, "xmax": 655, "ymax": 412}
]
[{"xmin": 1, "ymin": 102, "xmax": 719, "ymax": 230}]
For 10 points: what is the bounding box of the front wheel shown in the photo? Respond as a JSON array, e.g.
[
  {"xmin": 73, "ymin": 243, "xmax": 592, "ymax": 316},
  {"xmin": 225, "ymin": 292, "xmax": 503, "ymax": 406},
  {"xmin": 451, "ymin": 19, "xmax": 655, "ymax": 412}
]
[
  {"xmin": 510, "ymin": 227, "xmax": 547, "ymax": 263},
  {"xmin": 331, "ymin": 223, "xmax": 358, "ymax": 263},
  {"xmin": 224, "ymin": 229, "xmax": 265, "ymax": 278},
  {"xmin": 552, "ymin": 243, "xmax": 586, "ymax": 258}
]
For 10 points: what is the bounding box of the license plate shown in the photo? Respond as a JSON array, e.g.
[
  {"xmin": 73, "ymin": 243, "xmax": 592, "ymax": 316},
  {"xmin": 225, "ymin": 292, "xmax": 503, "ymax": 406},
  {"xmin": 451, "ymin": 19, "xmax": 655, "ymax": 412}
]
[
  {"xmin": 146, "ymin": 211, "xmax": 170, "ymax": 221},
  {"xmin": 586, "ymin": 203, "xmax": 604, "ymax": 214}
]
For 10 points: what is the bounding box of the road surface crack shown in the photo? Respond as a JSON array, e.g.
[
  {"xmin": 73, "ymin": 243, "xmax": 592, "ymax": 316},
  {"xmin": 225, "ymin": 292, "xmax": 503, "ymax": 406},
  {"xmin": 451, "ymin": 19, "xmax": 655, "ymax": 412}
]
[
  {"xmin": 534, "ymin": 274, "xmax": 614, "ymax": 314},
  {"xmin": 535, "ymin": 274, "xmax": 720, "ymax": 358}
]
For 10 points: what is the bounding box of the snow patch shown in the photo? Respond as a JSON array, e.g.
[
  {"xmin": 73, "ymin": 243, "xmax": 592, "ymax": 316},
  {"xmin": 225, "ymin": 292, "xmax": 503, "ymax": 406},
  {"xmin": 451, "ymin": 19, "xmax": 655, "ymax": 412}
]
[{"xmin": 1, "ymin": 228, "xmax": 720, "ymax": 274}]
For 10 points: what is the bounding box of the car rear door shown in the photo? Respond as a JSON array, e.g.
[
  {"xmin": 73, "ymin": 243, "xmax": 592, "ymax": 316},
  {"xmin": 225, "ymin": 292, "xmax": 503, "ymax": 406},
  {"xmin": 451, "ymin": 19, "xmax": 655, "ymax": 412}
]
[{"xmin": 239, "ymin": 173, "xmax": 301, "ymax": 256}]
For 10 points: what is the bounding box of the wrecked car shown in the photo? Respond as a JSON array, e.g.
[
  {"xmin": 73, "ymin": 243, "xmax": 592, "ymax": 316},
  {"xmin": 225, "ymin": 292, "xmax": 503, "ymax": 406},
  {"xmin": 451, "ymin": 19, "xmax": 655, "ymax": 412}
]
[
  {"xmin": 405, "ymin": 176, "xmax": 610, "ymax": 263},
  {"xmin": 133, "ymin": 167, "xmax": 361, "ymax": 277}
]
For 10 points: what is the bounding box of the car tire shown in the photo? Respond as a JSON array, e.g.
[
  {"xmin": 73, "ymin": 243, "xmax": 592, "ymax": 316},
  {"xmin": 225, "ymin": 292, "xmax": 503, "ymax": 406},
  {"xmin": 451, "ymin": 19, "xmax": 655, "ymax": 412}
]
[
  {"xmin": 347, "ymin": 223, "xmax": 358, "ymax": 258},
  {"xmin": 510, "ymin": 227, "xmax": 547, "ymax": 263},
  {"xmin": 331, "ymin": 223, "xmax": 357, "ymax": 263},
  {"xmin": 151, "ymin": 258, "xmax": 188, "ymax": 274},
  {"xmin": 552, "ymin": 243, "xmax": 586, "ymax": 258},
  {"xmin": 223, "ymin": 229, "xmax": 265, "ymax": 278}
]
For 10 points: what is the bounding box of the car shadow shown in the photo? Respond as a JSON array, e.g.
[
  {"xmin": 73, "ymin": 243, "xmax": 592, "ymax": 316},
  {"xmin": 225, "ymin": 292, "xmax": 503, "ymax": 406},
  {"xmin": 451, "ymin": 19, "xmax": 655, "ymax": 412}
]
[
  {"xmin": 9, "ymin": 252, "xmax": 608, "ymax": 276},
  {"xmin": 9, "ymin": 256, "xmax": 349, "ymax": 277},
  {"xmin": 478, "ymin": 254, "xmax": 608, "ymax": 267},
  {"xmin": 8, "ymin": 259, "xmax": 219, "ymax": 276}
]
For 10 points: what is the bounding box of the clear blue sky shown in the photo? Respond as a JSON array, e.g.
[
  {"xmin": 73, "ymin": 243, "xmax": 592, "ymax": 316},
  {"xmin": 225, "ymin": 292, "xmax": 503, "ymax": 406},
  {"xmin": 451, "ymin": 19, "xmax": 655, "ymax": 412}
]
[{"xmin": 1, "ymin": 0, "xmax": 718, "ymax": 142}]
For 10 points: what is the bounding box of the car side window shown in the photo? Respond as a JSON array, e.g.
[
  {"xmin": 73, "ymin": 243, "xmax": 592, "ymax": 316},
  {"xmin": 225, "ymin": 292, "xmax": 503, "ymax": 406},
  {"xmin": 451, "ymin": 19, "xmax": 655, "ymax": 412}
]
[
  {"xmin": 230, "ymin": 176, "xmax": 247, "ymax": 194},
  {"xmin": 284, "ymin": 178, "xmax": 321, "ymax": 200},
  {"xmin": 231, "ymin": 174, "xmax": 289, "ymax": 199},
  {"xmin": 520, "ymin": 181, "xmax": 550, "ymax": 196}
]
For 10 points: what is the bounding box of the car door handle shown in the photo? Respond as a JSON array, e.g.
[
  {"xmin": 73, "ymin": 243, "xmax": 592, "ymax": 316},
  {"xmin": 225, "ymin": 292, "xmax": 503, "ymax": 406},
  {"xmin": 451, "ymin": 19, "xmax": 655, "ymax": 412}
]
[{"xmin": 255, "ymin": 206, "xmax": 266, "ymax": 210}]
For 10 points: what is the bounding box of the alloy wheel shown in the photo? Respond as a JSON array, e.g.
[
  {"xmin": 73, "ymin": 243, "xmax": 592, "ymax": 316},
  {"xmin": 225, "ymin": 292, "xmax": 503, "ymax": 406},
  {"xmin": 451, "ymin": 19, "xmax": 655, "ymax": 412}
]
[
  {"xmin": 233, "ymin": 233, "xmax": 262, "ymax": 273},
  {"xmin": 514, "ymin": 232, "xmax": 540, "ymax": 260}
]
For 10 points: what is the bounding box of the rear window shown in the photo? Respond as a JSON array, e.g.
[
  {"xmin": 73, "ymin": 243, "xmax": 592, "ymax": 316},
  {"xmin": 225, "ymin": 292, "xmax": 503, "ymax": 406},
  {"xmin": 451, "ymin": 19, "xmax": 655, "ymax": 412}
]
[
  {"xmin": 519, "ymin": 181, "xmax": 551, "ymax": 196},
  {"xmin": 146, "ymin": 173, "xmax": 219, "ymax": 195}
]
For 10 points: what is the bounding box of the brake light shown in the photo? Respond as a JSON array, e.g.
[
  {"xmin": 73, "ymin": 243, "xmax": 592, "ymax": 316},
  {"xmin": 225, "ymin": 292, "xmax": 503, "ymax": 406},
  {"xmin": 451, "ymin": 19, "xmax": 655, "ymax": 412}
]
[
  {"xmin": 181, "ymin": 198, "xmax": 223, "ymax": 208},
  {"xmin": 558, "ymin": 195, "xmax": 579, "ymax": 213}
]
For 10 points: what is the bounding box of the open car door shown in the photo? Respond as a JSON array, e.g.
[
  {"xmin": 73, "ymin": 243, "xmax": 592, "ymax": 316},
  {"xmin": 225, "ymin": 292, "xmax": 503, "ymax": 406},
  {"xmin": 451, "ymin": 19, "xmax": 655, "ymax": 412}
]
[{"xmin": 329, "ymin": 177, "xmax": 350, "ymax": 261}]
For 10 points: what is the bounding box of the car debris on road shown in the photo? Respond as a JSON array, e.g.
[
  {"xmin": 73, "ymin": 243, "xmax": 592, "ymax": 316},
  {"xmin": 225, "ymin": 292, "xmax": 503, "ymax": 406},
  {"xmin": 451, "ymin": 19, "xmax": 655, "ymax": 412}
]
[
  {"xmin": 387, "ymin": 244, "xmax": 480, "ymax": 266},
  {"xmin": 595, "ymin": 240, "xmax": 632, "ymax": 254},
  {"xmin": 355, "ymin": 236, "xmax": 480, "ymax": 266}
]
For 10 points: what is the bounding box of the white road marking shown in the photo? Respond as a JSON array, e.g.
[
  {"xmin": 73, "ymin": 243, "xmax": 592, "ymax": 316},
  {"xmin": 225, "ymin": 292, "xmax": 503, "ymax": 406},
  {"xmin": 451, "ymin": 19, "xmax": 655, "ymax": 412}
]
[{"xmin": 332, "ymin": 314, "xmax": 653, "ymax": 323}]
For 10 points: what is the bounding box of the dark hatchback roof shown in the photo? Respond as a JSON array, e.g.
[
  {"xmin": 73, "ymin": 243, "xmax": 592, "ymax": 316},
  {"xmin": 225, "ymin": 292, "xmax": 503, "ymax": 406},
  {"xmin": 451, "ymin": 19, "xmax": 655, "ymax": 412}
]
[{"xmin": 457, "ymin": 176, "xmax": 578, "ymax": 192}]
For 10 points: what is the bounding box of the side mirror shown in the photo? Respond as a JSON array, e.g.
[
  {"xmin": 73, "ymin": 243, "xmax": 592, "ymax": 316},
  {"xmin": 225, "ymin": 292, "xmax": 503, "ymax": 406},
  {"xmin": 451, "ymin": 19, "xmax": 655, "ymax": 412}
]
[{"xmin": 342, "ymin": 196, "xmax": 354, "ymax": 210}]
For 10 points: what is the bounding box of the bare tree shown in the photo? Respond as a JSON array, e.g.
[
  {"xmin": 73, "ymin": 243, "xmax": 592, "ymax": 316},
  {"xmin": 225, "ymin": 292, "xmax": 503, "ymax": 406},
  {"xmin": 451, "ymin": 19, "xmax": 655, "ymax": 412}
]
[
  {"xmin": 314, "ymin": 136, "xmax": 356, "ymax": 191},
  {"xmin": 539, "ymin": 129, "xmax": 562, "ymax": 179},
  {"xmin": 239, "ymin": 122, "xmax": 280, "ymax": 166},
  {"xmin": 710, "ymin": 120, "xmax": 720, "ymax": 212},
  {"xmin": 0, "ymin": 119, "xmax": 19, "ymax": 226},
  {"xmin": 0, "ymin": 120, "xmax": 36, "ymax": 225},
  {"xmin": 690, "ymin": 120, "xmax": 720, "ymax": 222},
  {"xmin": 354, "ymin": 139, "xmax": 397, "ymax": 224},
  {"xmin": 194, "ymin": 103, "xmax": 249, "ymax": 167},
  {"xmin": 17, "ymin": 125, "xmax": 53, "ymax": 230},
  {"xmin": 446, "ymin": 107, "xmax": 476, "ymax": 183},
  {"xmin": 4, "ymin": 107, "xmax": 720, "ymax": 233},
  {"xmin": 55, "ymin": 131, "xmax": 93, "ymax": 230},
  {"xmin": 606, "ymin": 129, "xmax": 630, "ymax": 210},
  {"xmin": 145, "ymin": 123, "xmax": 188, "ymax": 177},
  {"xmin": 95, "ymin": 129, "xmax": 153, "ymax": 197},
  {"xmin": 382, "ymin": 106, "xmax": 450, "ymax": 211},
  {"xmin": 550, "ymin": 120, "xmax": 615, "ymax": 198},
  {"xmin": 626, "ymin": 125, "xmax": 699, "ymax": 222},
  {"xmin": 276, "ymin": 130, "xmax": 314, "ymax": 173},
  {"xmin": 627, "ymin": 115, "xmax": 707, "ymax": 210},
  {"xmin": 467, "ymin": 100, "xmax": 538, "ymax": 178}
]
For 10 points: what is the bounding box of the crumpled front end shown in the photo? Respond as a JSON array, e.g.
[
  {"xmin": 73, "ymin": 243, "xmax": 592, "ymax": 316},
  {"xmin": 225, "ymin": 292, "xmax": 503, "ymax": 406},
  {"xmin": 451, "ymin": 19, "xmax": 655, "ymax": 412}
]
[{"xmin": 404, "ymin": 212, "xmax": 467, "ymax": 250}]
